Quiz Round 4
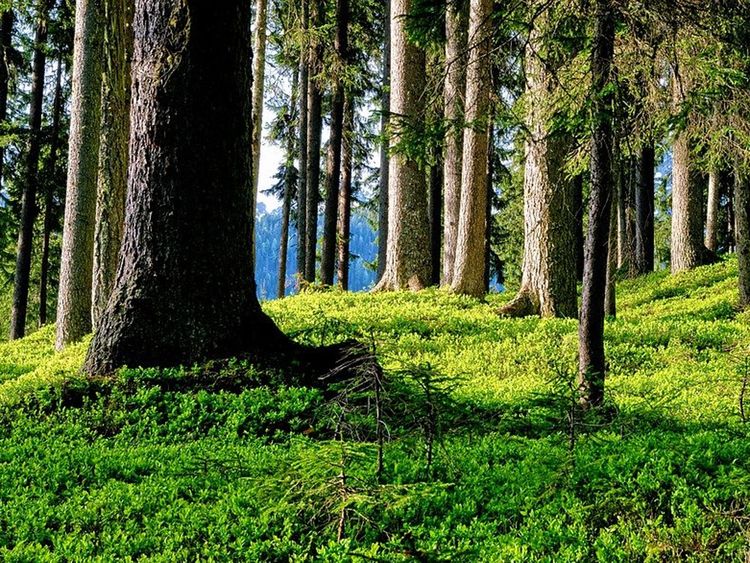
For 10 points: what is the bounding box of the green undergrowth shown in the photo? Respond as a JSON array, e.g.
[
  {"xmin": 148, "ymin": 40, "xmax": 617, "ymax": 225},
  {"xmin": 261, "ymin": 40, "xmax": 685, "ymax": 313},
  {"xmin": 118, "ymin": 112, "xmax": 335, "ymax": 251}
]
[{"xmin": 0, "ymin": 258, "xmax": 749, "ymax": 561}]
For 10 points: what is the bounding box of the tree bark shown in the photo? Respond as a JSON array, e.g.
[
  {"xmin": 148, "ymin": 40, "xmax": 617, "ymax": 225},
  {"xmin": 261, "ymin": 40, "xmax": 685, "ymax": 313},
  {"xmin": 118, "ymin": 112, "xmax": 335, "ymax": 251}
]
[
  {"xmin": 705, "ymin": 168, "xmax": 720, "ymax": 253},
  {"xmin": 499, "ymin": 14, "xmax": 577, "ymax": 317},
  {"xmin": 578, "ymin": 0, "xmax": 615, "ymax": 410},
  {"xmin": 574, "ymin": 174, "xmax": 585, "ymax": 281},
  {"xmin": 484, "ymin": 122, "xmax": 494, "ymax": 292},
  {"xmin": 0, "ymin": 10, "xmax": 14, "ymax": 192},
  {"xmin": 320, "ymin": 0, "xmax": 349, "ymax": 286},
  {"xmin": 9, "ymin": 0, "xmax": 49, "ymax": 340},
  {"xmin": 56, "ymin": 0, "xmax": 103, "ymax": 348},
  {"xmin": 451, "ymin": 0, "xmax": 493, "ymax": 298},
  {"xmin": 605, "ymin": 177, "xmax": 617, "ymax": 317},
  {"xmin": 250, "ymin": 0, "xmax": 268, "ymax": 272},
  {"xmin": 735, "ymin": 172, "xmax": 750, "ymax": 308},
  {"xmin": 39, "ymin": 55, "xmax": 65, "ymax": 328},
  {"xmin": 373, "ymin": 0, "xmax": 431, "ymax": 291},
  {"xmin": 429, "ymin": 144, "xmax": 442, "ymax": 286},
  {"xmin": 277, "ymin": 73, "xmax": 299, "ymax": 299},
  {"xmin": 441, "ymin": 0, "xmax": 466, "ymax": 286},
  {"xmin": 376, "ymin": 0, "xmax": 390, "ymax": 283},
  {"xmin": 92, "ymin": 0, "xmax": 133, "ymax": 329},
  {"xmin": 296, "ymin": 3, "xmax": 309, "ymax": 286},
  {"xmin": 635, "ymin": 142, "xmax": 655, "ymax": 273},
  {"xmin": 337, "ymin": 96, "xmax": 354, "ymax": 290}
]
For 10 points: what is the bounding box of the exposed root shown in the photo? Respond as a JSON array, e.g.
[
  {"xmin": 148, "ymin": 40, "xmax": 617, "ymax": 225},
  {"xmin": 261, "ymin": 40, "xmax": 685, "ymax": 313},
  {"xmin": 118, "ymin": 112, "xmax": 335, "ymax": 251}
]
[{"xmin": 496, "ymin": 292, "xmax": 537, "ymax": 318}]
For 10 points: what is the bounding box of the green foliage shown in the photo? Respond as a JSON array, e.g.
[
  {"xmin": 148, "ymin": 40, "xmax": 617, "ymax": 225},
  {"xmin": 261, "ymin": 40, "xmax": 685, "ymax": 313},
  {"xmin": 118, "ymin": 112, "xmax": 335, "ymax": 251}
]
[{"xmin": 1, "ymin": 259, "xmax": 750, "ymax": 560}]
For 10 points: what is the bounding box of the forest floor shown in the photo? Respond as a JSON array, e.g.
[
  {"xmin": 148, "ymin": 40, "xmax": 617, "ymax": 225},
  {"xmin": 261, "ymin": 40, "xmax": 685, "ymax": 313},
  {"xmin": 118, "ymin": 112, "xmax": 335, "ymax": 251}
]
[{"xmin": 1, "ymin": 259, "xmax": 749, "ymax": 561}]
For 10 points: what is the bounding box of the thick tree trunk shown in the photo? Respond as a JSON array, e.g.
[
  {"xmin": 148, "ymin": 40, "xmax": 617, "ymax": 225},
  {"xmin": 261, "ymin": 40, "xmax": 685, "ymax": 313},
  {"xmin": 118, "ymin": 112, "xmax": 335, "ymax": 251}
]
[
  {"xmin": 376, "ymin": 0, "xmax": 390, "ymax": 283},
  {"xmin": 296, "ymin": 4, "xmax": 309, "ymax": 285},
  {"xmin": 451, "ymin": 0, "xmax": 492, "ymax": 298},
  {"xmin": 441, "ymin": 0, "xmax": 466, "ymax": 286},
  {"xmin": 635, "ymin": 142, "xmax": 655, "ymax": 273},
  {"xmin": 56, "ymin": 0, "xmax": 103, "ymax": 348},
  {"xmin": 578, "ymin": 0, "xmax": 615, "ymax": 410},
  {"xmin": 277, "ymin": 74, "xmax": 299, "ymax": 299},
  {"xmin": 499, "ymin": 16, "xmax": 577, "ymax": 316},
  {"xmin": 735, "ymin": 172, "xmax": 750, "ymax": 308},
  {"xmin": 92, "ymin": 0, "xmax": 133, "ymax": 329},
  {"xmin": 705, "ymin": 168, "xmax": 720, "ymax": 253},
  {"xmin": 10, "ymin": 1, "xmax": 49, "ymax": 339},
  {"xmin": 250, "ymin": 0, "xmax": 268, "ymax": 272},
  {"xmin": 337, "ymin": 97, "xmax": 354, "ymax": 290},
  {"xmin": 39, "ymin": 55, "xmax": 65, "ymax": 328},
  {"xmin": 320, "ymin": 0, "xmax": 349, "ymax": 286},
  {"xmin": 0, "ymin": 10, "xmax": 13, "ymax": 191},
  {"xmin": 373, "ymin": 0, "xmax": 431, "ymax": 291}
]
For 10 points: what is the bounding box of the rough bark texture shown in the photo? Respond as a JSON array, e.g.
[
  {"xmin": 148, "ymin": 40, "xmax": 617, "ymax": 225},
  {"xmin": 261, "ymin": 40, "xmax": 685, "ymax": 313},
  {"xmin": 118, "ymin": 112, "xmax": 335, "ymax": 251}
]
[
  {"xmin": 10, "ymin": 1, "xmax": 49, "ymax": 340},
  {"xmin": 429, "ymin": 144, "xmax": 443, "ymax": 286},
  {"xmin": 441, "ymin": 0, "xmax": 467, "ymax": 286},
  {"xmin": 320, "ymin": 0, "xmax": 349, "ymax": 286},
  {"xmin": 705, "ymin": 168, "xmax": 720, "ymax": 253},
  {"xmin": 336, "ymin": 97, "xmax": 354, "ymax": 290},
  {"xmin": 92, "ymin": 0, "xmax": 133, "ymax": 329},
  {"xmin": 0, "ymin": 10, "xmax": 14, "ymax": 191},
  {"xmin": 250, "ymin": 0, "xmax": 268, "ymax": 271},
  {"xmin": 451, "ymin": 0, "xmax": 492, "ymax": 298},
  {"xmin": 604, "ymin": 180, "xmax": 617, "ymax": 317},
  {"xmin": 578, "ymin": 0, "xmax": 614, "ymax": 410},
  {"xmin": 296, "ymin": 4, "xmax": 309, "ymax": 285},
  {"xmin": 635, "ymin": 142, "xmax": 655, "ymax": 273},
  {"xmin": 499, "ymin": 18, "xmax": 577, "ymax": 317},
  {"xmin": 484, "ymin": 122, "xmax": 494, "ymax": 292},
  {"xmin": 39, "ymin": 56, "xmax": 65, "ymax": 327},
  {"xmin": 56, "ymin": 0, "xmax": 103, "ymax": 349},
  {"xmin": 376, "ymin": 0, "xmax": 390, "ymax": 283},
  {"xmin": 736, "ymin": 172, "xmax": 750, "ymax": 308},
  {"xmin": 373, "ymin": 0, "xmax": 430, "ymax": 291},
  {"xmin": 303, "ymin": 0, "xmax": 324, "ymax": 283}
]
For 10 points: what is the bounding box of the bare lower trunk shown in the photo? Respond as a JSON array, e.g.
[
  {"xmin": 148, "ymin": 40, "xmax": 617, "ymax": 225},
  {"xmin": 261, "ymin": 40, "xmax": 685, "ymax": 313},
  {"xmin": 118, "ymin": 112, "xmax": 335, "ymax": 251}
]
[
  {"xmin": 429, "ymin": 144, "xmax": 442, "ymax": 286},
  {"xmin": 56, "ymin": 0, "xmax": 103, "ymax": 348},
  {"xmin": 337, "ymin": 97, "xmax": 354, "ymax": 290},
  {"xmin": 296, "ymin": 4, "xmax": 309, "ymax": 284},
  {"xmin": 373, "ymin": 0, "xmax": 430, "ymax": 291},
  {"xmin": 705, "ymin": 168, "xmax": 720, "ymax": 253},
  {"xmin": 635, "ymin": 142, "xmax": 655, "ymax": 273},
  {"xmin": 10, "ymin": 1, "xmax": 49, "ymax": 339},
  {"xmin": 484, "ymin": 122, "xmax": 494, "ymax": 292},
  {"xmin": 277, "ymin": 74, "xmax": 299, "ymax": 299},
  {"xmin": 441, "ymin": 1, "xmax": 466, "ymax": 286},
  {"xmin": 376, "ymin": 0, "xmax": 391, "ymax": 283},
  {"xmin": 605, "ymin": 180, "xmax": 617, "ymax": 317},
  {"xmin": 92, "ymin": 0, "xmax": 133, "ymax": 328},
  {"xmin": 574, "ymin": 175, "xmax": 585, "ymax": 281},
  {"xmin": 736, "ymin": 172, "xmax": 750, "ymax": 308},
  {"xmin": 250, "ymin": 0, "xmax": 268, "ymax": 272}
]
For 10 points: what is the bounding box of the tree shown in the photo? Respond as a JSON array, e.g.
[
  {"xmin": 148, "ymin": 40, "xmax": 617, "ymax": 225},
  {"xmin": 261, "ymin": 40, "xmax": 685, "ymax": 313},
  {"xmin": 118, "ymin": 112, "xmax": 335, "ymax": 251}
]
[
  {"xmin": 441, "ymin": 0, "xmax": 466, "ymax": 286},
  {"xmin": 634, "ymin": 142, "xmax": 655, "ymax": 273},
  {"xmin": 705, "ymin": 168, "xmax": 720, "ymax": 253},
  {"xmin": 9, "ymin": 0, "xmax": 51, "ymax": 339},
  {"xmin": 499, "ymin": 9, "xmax": 577, "ymax": 317},
  {"xmin": 251, "ymin": 0, "xmax": 268, "ymax": 271},
  {"xmin": 578, "ymin": 0, "xmax": 615, "ymax": 410},
  {"xmin": 56, "ymin": 0, "xmax": 103, "ymax": 348},
  {"xmin": 376, "ymin": 0, "xmax": 391, "ymax": 283},
  {"xmin": 84, "ymin": 0, "xmax": 367, "ymax": 378},
  {"xmin": 320, "ymin": 0, "xmax": 349, "ymax": 286},
  {"xmin": 296, "ymin": 2, "xmax": 309, "ymax": 285},
  {"xmin": 373, "ymin": 0, "xmax": 431, "ymax": 291},
  {"xmin": 91, "ymin": 0, "xmax": 133, "ymax": 327},
  {"xmin": 336, "ymin": 96, "xmax": 354, "ymax": 290},
  {"xmin": 276, "ymin": 74, "xmax": 299, "ymax": 299},
  {"xmin": 451, "ymin": 0, "xmax": 493, "ymax": 298},
  {"xmin": 0, "ymin": 9, "xmax": 14, "ymax": 192},
  {"xmin": 736, "ymin": 172, "xmax": 750, "ymax": 308}
]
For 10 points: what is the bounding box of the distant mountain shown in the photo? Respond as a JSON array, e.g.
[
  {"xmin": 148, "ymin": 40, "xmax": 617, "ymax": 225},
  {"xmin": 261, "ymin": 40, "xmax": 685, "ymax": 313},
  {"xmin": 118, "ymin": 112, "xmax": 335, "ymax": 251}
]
[{"xmin": 255, "ymin": 208, "xmax": 378, "ymax": 300}]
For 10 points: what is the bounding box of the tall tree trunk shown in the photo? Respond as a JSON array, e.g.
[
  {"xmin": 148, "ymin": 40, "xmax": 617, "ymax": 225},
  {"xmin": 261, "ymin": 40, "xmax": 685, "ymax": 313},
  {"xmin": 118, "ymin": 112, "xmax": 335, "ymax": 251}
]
[
  {"xmin": 337, "ymin": 96, "xmax": 354, "ymax": 290},
  {"xmin": 705, "ymin": 168, "xmax": 720, "ymax": 253},
  {"xmin": 320, "ymin": 0, "xmax": 349, "ymax": 286},
  {"xmin": 735, "ymin": 172, "xmax": 750, "ymax": 308},
  {"xmin": 484, "ymin": 121, "xmax": 494, "ymax": 292},
  {"xmin": 250, "ymin": 0, "xmax": 268, "ymax": 272},
  {"xmin": 578, "ymin": 0, "xmax": 615, "ymax": 410},
  {"xmin": 451, "ymin": 0, "xmax": 493, "ymax": 298},
  {"xmin": 605, "ymin": 177, "xmax": 617, "ymax": 317},
  {"xmin": 9, "ymin": 0, "xmax": 49, "ymax": 340},
  {"xmin": 499, "ymin": 13, "xmax": 577, "ymax": 317},
  {"xmin": 277, "ymin": 73, "xmax": 299, "ymax": 299},
  {"xmin": 92, "ymin": 0, "xmax": 133, "ymax": 329},
  {"xmin": 373, "ymin": 0, "xmax": 430, "ymax": 291},
  {"xmin": 39, "ymin": 55, "xmax": 65, "ymax": 328},
  {"xmin": 670, "ymin": 77, "xmax": 705, "ymax": 273},
  {"xmin": 303, "ymin": 0, "xmax": 324, "ymax": 283},
  {"xmin": 296, "ymin": 3, "xmax": 309, "ymax": 286},
  {"xmin": 376, "ymin": 0, "xmax": 391, "ymax": 283},
  {"xmin": 56, "ymin": 0, "xmax": 103, "ymax": 348},
  {"xmin": 441, "ymin": 0, "xmax": 466, "ymax": 286},
  {"xmin": 430, "ymin": 144, "xmax": 442, "ymax": 286},
  {"xmin": 574, "ymin": 174, "xmax": 585, "ymax": 281},
  {"xmin": 635, "ymin": 142, "xmax": 655, "ymax": 273},
  {"xmin": 0, "ymin": 10, "xmax": 14, "ymax": 192}
]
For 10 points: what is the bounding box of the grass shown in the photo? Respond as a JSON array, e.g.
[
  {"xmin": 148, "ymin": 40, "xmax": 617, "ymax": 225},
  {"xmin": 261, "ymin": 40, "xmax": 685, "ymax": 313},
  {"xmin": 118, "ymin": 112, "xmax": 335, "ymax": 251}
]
[{"xmin": 0, "ymin": 258, "xmax": 749, "ymax": 561}]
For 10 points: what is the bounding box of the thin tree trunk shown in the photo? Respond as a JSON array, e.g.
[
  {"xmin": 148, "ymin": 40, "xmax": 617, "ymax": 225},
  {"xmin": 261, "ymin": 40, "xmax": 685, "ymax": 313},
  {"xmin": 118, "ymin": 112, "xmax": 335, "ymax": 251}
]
[
  {"xmin": 605, "ymin": 177, "xmax": 617, "ymax": 317},
  {"xmin": 277, "ymin": 73, "xmax": 299, "ymax": 299},
  {"xmin": 250, "ymin": 0, "xmax": 268, "ymax": 272},
  {"xmin": 337, "ymin": 96, "xmax": 354, "ymax": 290},
  {"xmin": 430, "ymin": 144, "xmax": 442, "ymax": 286},
  {"xmin": 578, "ymin": 0, "xmax": 615, "ymax": 410},
  {"xmin": 373, "ymin": 0, "xmax": 431, "ymax": 291},
  {"xmin": 376, "ymin": 0, "xmax": 390, "ymax": 283},
  {"xmin": 303, "ymin": 0, "xmax": 324, "ymax": 283},
  {"xmin": 320, "ymin": 0, "xmax": 349, "ymax": 286},
  {"xmin": 635, "ymin": 142, "xmax": 655, "ymax": 273},
  {"xmin": 9, "ymin": 0, "xmax": 49, "ymax": 340},
  {"xmin": 56, "ymin": 0, "xmax": 103, "ymax": 348},
  {"xmin": 735, "ymin": 172, "xmax": 750, "ymax": 308},
  {"xmin": 484, "ymin": 121, "xmax": 494, "ymax": 292},
  {"xmin": 296, "ymin": 3, "xmax": 309, "ymax": 286},
  {"xmin": 39, "ymin": 55, "xmax": 65, "ymax": 328},
  {"xmin": 0, "ymin": 10, "xmax": 14, "ymax": 192},
  {"xmin": 574, "ymin": 174, "xmax": 585, "ymax": 281},
  {"xmin": 92, "ymin": 0, "xmax": 133, "ymax": 329},
  {"xmin": 441, "ymin": 0, "xmax": 467, "ymax": 286},
  {"xmin": 705, "ymin": 168, "xmax": 720, "ymax": 253}
]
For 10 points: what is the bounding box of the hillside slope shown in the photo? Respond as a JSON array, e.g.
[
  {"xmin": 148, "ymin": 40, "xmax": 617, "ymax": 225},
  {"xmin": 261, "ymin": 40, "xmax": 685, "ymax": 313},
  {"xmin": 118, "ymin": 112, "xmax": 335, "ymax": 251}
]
[{"xmin": 0, "ymin": 259, "xmax": 748, "ymax": 561}]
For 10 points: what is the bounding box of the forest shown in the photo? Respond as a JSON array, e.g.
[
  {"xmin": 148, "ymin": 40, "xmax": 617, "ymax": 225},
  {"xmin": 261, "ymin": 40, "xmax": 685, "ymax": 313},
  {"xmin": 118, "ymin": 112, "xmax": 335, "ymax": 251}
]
[{"xmin": 1, "ymin": 0, "xmax": 750, "ymax": 559}]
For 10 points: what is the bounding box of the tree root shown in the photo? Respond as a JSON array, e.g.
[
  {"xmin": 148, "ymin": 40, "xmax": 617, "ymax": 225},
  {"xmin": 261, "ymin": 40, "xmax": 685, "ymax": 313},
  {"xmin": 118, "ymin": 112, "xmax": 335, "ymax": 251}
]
[{"xmin": 496, "ymin": 292, "xmax": 537, "ymax": 318}]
